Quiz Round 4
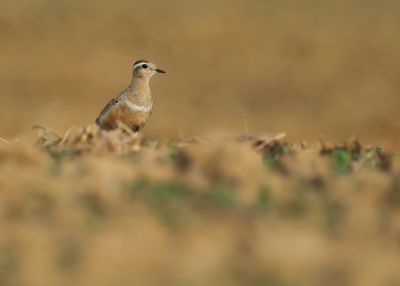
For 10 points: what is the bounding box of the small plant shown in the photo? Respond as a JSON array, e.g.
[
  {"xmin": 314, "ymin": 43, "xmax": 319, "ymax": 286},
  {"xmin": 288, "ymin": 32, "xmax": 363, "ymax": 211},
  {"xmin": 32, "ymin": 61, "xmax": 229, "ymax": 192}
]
[{"xmin": 332, "ymin": 149, "xmax": 352, "ymax": 174}]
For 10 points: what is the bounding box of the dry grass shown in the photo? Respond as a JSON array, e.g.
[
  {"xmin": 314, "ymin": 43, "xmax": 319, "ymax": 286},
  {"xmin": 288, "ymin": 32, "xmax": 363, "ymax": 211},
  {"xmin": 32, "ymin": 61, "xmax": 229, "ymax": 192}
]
[{"xmin": 1, "ymin": 127, "xmax": 400, "ymax": 286}]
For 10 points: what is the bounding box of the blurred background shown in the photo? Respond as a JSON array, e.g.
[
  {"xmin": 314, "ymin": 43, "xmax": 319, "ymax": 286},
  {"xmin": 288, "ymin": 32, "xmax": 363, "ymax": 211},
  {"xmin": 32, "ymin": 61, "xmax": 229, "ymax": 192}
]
[{"xmin": 1, "ymin": 0, "xmax": 400, "ymax": 145}]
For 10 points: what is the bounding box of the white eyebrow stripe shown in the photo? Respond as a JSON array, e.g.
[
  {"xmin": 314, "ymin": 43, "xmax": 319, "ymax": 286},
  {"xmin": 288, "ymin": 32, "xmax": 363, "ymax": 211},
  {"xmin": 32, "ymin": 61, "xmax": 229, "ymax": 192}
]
[
  {"xmin": 133, "ymin": 62, "xmax": 148, "ymax": 69},
  {"xmin": 125, "ymin": 100, "xmax": 152, "ymax": 112}
]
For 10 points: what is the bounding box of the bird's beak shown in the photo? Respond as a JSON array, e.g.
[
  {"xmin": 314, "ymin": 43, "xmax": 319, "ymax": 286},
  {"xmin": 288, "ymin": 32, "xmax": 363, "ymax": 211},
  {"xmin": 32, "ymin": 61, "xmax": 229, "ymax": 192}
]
[{"xmin": 155, "ymin": 68, "xmax": 166, "ymax": 74}]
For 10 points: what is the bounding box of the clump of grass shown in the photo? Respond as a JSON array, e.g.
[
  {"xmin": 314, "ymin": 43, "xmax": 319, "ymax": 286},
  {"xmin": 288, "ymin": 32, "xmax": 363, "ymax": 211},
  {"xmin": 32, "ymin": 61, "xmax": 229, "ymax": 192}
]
[
  {"xmin": 320, "ymin": 139, "xmax": 363, "ymax": 174},
  {"xmin": 36, "ymin": 125, "xmax": 146, "ymax": 156},
  {"xmin": 34, "ymin": 125, "xmax": 62, "ymax": 149},
  {"xmin": 362, "ymin": 145, "xmax": 393, "ymax": 171},
  {"xmin": 320, "ymin": 138, "xmax": 362, "ymax": 159},
  {"xmin": 260, "ymin": 141, "xmax": 290, "ymax": 173},
  {"xmin": 346, "ymin": 139, "xmax": 363, "ymax": 160},
  {"xmin": 320, "ymin": 139, "xmax": 394, "ymax": 174},
  {"xmin": 241, "ymin": 134, "xmax": 290, "ymax": 173}
]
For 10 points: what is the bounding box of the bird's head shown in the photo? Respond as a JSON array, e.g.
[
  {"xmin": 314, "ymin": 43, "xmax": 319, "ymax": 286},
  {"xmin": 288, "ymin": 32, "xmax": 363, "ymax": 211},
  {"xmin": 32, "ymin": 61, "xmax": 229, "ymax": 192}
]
[{"xmin": 132, "ymin": 59, "xmax": 165, "ymax": 79}]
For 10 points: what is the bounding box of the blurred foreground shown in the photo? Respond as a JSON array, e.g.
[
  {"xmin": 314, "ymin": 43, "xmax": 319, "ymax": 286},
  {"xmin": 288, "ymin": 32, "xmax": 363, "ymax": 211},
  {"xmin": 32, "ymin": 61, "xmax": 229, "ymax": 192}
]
[{"xmin": 1, "ymin": 127, "xmax": 400, "ymax": 286}]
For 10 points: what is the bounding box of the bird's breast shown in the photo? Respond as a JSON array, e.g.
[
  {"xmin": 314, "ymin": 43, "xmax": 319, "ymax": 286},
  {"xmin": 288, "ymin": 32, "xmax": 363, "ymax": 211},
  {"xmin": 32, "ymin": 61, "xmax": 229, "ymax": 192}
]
[{"xmin": 99, "ymin": 102, "xmax": 152, "ymax": 131}]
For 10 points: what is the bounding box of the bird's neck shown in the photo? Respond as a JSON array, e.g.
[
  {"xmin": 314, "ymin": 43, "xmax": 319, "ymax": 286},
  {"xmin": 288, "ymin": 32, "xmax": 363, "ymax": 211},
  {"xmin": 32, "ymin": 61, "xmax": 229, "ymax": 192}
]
[
  {"xmin": 130, "ymin": 76, "xmax": 150, "ymax": 94},
  {"xmin": 127, "ymin": 76, "xmax": 152, "ymax": 106}
]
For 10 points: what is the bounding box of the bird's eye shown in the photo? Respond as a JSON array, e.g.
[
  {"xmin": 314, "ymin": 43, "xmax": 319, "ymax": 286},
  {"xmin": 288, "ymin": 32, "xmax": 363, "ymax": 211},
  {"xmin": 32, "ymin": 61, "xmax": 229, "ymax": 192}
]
[{"xmin": 142, "ymin": 64, "xmax": 148, "ymax": 69}]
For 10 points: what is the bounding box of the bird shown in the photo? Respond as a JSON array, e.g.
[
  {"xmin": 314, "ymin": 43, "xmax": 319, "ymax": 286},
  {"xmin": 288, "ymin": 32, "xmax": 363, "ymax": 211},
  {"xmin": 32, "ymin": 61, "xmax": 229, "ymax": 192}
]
[{"xmin": 95, "ymin": 59, "xmax": 165, "ymax": 132}]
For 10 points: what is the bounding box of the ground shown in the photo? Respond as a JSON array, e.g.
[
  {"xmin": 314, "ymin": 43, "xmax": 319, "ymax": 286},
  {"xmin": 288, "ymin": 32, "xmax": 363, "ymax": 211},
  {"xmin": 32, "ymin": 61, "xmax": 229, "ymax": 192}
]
[{"xmin": 1, "ymin": 126, "xmax": 400, "ymax": 286}]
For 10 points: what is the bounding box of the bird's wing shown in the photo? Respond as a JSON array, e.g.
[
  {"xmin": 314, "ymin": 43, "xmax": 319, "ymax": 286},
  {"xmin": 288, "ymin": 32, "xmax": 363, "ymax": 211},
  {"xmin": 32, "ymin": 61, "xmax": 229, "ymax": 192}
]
[{"xmin": 95, "ymin": 96, "xmax": 121, "ymax": 125}]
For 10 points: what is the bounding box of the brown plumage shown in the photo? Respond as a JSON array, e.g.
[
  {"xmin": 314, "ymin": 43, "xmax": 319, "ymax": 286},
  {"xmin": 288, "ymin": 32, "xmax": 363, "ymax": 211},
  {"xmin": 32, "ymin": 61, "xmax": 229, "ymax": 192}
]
[{"xmin": 96, "ymin": 60, "xmax": 165, "ymax": 132}]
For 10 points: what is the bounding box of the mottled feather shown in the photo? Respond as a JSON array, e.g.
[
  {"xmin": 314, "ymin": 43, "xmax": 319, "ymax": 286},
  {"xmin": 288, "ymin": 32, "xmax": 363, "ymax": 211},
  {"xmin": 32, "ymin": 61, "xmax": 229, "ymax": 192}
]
[{"xmin": 96, "ymin": 88, "xmax": 130, "ymax": 126}]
